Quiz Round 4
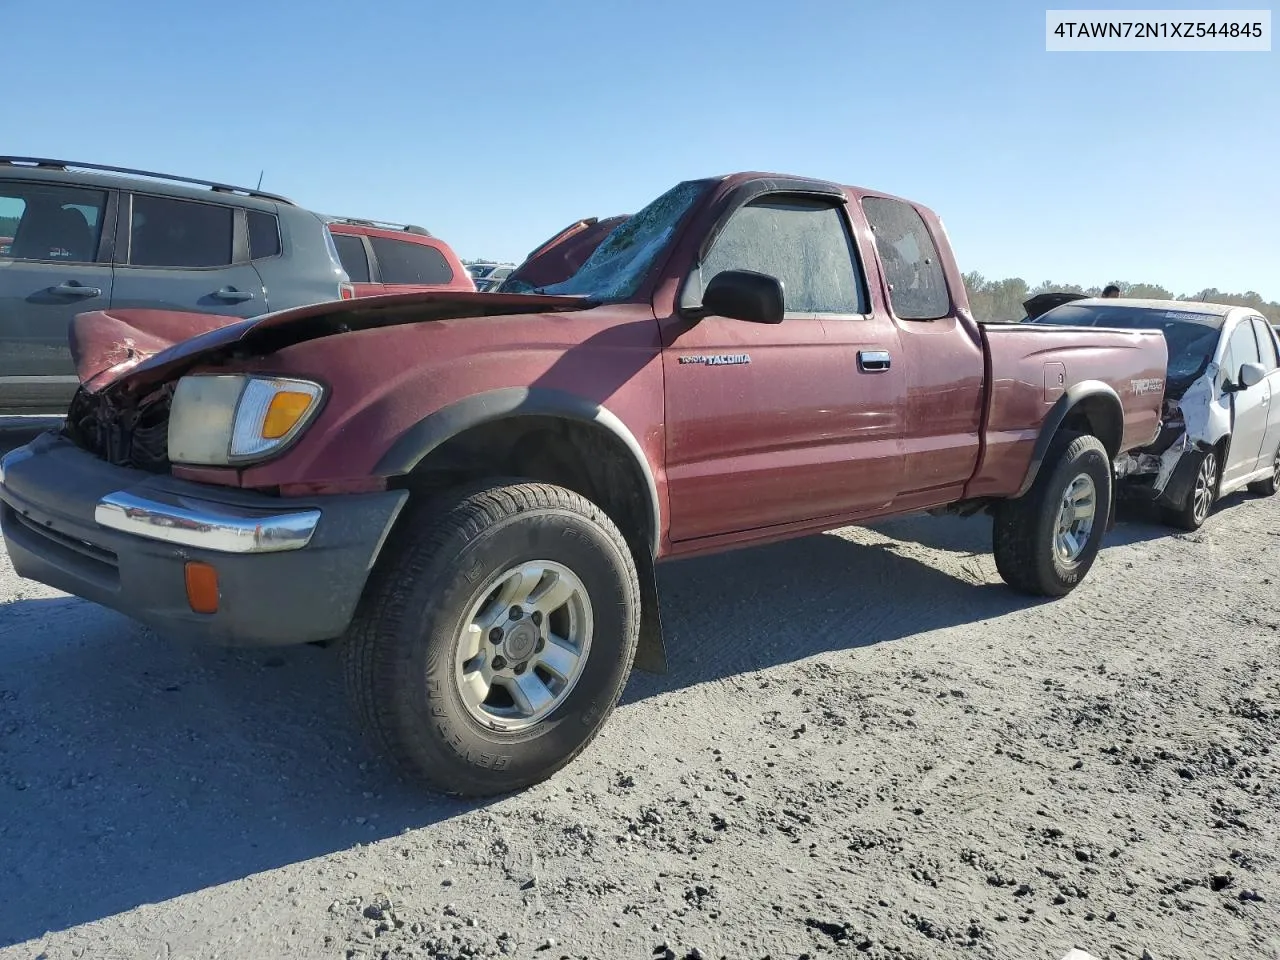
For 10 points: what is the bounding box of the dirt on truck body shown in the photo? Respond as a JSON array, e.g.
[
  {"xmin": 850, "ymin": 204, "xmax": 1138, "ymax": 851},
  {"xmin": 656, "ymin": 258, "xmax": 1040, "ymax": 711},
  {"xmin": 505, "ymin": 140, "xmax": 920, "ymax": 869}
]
[{"xmin": 0, "ymin": 171, "xmax": 1168, "ymax": 796}]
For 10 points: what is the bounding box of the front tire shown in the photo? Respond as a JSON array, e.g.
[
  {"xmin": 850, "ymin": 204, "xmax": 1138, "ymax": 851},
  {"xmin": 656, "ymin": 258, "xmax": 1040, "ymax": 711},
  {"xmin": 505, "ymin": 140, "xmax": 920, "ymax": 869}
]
[
  {"xmin": 993, "ymin": 432, "xmax": 1111, "ymax": 597},
  {"xmin": 343, "ymin": 481, "xmax": 641, "ymax": 797},
  {"xmin": 1162, "ymin": 447, "xmax": 1220, "ymax": 531}
]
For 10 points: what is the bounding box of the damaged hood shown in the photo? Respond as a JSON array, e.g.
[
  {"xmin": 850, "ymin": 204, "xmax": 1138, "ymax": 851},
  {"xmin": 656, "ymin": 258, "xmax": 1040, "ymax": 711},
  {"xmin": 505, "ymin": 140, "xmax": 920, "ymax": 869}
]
[{"xmin": 71, "ymin": 290, "xmax": 594, "ymax": 393}]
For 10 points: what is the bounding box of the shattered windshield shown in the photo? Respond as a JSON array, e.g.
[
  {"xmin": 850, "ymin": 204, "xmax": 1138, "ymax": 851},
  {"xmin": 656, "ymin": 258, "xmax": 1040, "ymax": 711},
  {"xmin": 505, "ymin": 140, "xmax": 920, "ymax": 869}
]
[
  {"xmin": 1031, "ymin": 304, "xmax": 1223, "ymax": 391},
  {"xmin": 523, "ymin": 179, "xmax": 710, "ymax": 301}
]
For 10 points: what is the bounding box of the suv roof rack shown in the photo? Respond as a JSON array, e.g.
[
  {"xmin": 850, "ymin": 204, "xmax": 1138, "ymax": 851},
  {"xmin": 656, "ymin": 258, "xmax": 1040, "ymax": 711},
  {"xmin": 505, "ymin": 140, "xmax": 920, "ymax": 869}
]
[
  {"xmin": 0, "ymin": 156, "xmax": 296, "ymax": 205},
  {"xmin": 326, "ymin": 215, "xmax": 432, "ymax": 237}
]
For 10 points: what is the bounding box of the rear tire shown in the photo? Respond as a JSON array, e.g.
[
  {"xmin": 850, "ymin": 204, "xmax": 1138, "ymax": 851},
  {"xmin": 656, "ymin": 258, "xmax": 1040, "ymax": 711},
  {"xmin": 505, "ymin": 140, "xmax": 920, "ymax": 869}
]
[
  {"xmin": 993, "ymin": 431, "xmax": 1111, "ymax": 597},
  {"xmin": 1247, "ymin": 445, "xmax": 1280, "ymax": 497},
  {"xmin": 1162, "ymin": 447, "xmax": 1220, "ymax": 531},
  {"xmin": 343, "ymin": 480, "xmax": 641, "ymax": 797}
]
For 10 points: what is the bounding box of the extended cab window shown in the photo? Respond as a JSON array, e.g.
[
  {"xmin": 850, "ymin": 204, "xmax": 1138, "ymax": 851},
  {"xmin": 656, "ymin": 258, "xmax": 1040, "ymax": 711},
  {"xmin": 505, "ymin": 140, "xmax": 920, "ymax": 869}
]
[
  {"xmin": 370, "ymin": 237, "xmax": 453, "ymax": 285},
  {"xmin": 692, "ymin": 197, "xmax": 865, "ymax": 315},
  {"xmin": 861, "ymin": 196, "xmax": 950, "ymax": 320},
  {"xmin": 130, "ymin": 195, "xmax": 233, "ymax": 268},
  {"xmin": 332, "ymin": 233, "xmax": 371, "ymax": 283},
  {"xmin": 0, "ymin": 183, "xmax": 106, "ymax": 263}
]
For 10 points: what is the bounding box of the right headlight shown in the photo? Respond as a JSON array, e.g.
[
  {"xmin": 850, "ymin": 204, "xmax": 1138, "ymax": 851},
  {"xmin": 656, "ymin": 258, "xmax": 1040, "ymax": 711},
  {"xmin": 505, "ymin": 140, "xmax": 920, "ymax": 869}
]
[{"xmin": 167, "ymin": 374, "xmax": 325, "ymax": 466}]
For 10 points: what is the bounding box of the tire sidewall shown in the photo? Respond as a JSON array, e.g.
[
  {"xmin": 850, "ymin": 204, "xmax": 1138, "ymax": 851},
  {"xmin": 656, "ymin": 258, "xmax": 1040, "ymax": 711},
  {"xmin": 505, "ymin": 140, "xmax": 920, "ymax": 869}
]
[
  {"xmin": 398, "ymin": 506, "xmax": 636, "ymax": 786},
  {"xmin": 1035, "ymin": 439, "xmax": 1112, "ymax": 593}
]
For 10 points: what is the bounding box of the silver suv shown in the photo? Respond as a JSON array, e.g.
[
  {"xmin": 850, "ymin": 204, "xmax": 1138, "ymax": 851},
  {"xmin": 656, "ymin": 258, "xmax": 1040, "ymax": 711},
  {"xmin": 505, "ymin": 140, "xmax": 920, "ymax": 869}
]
[{"xmin": 0, "ymin": 157, "xmax": 350, "ymax": 415}]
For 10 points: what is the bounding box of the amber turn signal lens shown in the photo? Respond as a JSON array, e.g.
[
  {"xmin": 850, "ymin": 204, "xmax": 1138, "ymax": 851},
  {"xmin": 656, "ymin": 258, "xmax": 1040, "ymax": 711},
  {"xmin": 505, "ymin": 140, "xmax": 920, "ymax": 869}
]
[
  {"xmin": 184, "ymin": 561, "xmax": 220, "ymax": 614},
  {"xmin": 261, "ymin": 391, "xmax": 314, "ymax": 440}
]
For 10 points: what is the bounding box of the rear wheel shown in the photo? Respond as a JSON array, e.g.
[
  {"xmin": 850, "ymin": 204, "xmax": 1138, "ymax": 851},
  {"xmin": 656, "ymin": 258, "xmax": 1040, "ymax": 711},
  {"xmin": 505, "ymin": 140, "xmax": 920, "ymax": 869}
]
[
  {"xmin": 1247, "ymin": 445, "xmax": 1280, "ymax": 497},
  {"xmin": 993, "ymin": 431, "xmax": 1111, "ymax": 597},
  {"xmin": 343, "ymin": 481, "xmax": 640, "ymax": 797},
  {"xmin": 1162, "ymin": 447, "xmax": 1219, "ymax": 531}
]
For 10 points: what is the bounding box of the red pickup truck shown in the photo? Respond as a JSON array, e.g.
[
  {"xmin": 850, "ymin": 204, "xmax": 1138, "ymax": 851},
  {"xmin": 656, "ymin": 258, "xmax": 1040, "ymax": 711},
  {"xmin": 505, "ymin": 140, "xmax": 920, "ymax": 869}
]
[{"xmin": 0, "ymin": 172, "xmax": 1168, "ymax": 796}]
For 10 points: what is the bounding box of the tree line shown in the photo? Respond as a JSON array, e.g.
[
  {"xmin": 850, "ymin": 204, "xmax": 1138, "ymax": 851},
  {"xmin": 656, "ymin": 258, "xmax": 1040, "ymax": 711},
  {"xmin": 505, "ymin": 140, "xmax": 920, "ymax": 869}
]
[{"xmin": 963, "ymin": 273, "xmax": 1280, "ymax": 325}]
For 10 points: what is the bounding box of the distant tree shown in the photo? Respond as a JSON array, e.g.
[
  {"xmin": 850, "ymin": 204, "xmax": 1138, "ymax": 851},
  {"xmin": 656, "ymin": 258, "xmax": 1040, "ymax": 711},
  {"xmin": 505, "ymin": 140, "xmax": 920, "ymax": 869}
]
[
  {"xmin": 1122, "ymin": 282, "xmax": 1174, "ymax": 300},
  {"xmin": 963, "ymin": 276, "xmax": 1280, "ymax": 324}
]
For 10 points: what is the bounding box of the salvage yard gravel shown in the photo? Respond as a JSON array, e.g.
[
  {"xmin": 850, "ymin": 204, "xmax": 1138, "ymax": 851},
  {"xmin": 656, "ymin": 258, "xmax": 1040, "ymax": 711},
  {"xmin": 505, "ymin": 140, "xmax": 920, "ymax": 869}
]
[{"xmin": 1, "ymin": 491, "xmax": 1276, "ymax": 959}]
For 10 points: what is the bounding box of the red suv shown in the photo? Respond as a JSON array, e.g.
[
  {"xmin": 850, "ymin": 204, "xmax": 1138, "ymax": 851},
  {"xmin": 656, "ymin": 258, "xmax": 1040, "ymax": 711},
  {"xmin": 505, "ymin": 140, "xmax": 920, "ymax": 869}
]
[{"xmin": 326, "ymin": 218, "xmax": 474, "ymax": 297}]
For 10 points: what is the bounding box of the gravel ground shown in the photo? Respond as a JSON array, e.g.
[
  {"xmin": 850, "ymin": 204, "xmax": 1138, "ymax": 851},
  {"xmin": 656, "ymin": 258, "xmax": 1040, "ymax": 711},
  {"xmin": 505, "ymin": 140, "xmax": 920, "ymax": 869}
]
[{"xmin": 1, "ymin": 425, "xmax": 1278, "ymax": 960}]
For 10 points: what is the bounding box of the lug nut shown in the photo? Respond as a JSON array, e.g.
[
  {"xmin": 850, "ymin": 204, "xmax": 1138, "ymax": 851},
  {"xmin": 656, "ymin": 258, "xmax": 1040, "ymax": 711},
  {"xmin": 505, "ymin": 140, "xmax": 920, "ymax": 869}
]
[
  {"xmin": 489, "ymin": 628, "xmax": 504, "ymax": 644},
  {"xmin": 535, "ymin": 637, "xmax": 545, "ymax": 653},
  {"xmin": 514, "ymin": 662, "xmax": 527, "ymax": 675},
  {"xmin": 530, "ymin": 610, "xmax": 542, "ymax": 626},
  {"xmin": 492, "ymin": 656, "xmax": 507, "ymax": 671},
  {"xmin": 509, "ymin": 605, "xmax": 523, "ymax": 620}
]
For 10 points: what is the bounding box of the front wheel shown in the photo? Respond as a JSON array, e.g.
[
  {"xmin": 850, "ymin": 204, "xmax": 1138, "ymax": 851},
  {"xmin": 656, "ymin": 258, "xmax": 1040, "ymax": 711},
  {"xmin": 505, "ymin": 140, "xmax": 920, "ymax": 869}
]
[
  {"xmin": 1162, "ymin": 447, "xmax": 1220, "ymax": 531},
  {"xmin": 993, "ymin": 431, "xmax": 1112, "ymax": 597},
  {"xmin": 343, "ymin": 481, "xmax": 641, "ymax": 797}
]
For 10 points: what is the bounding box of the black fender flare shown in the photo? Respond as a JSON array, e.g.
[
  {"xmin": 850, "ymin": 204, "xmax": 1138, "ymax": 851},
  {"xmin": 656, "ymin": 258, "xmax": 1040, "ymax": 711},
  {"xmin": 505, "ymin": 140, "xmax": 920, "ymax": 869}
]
[
  {"xmin": 374, "ymin": 387, "xmax": 668, "ymax": 674},
  {"xmin": 1014, "ymin": 381, "xmax": 1124, "ymax": 499}
]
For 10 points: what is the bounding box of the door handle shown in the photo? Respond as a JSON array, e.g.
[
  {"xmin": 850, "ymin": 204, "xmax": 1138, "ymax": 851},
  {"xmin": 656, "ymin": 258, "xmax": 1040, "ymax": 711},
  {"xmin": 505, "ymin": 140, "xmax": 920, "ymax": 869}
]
[
  {"xmin": 213, "ymin": 287, "xmax": 255, "ymax": 303},
  {"xmin": 50, "ymin": 282, "xmax": 101, "ymax": 298},
  {"xmin": 858, "ymin": 349, "xmax": 892, "ymax": 373}
]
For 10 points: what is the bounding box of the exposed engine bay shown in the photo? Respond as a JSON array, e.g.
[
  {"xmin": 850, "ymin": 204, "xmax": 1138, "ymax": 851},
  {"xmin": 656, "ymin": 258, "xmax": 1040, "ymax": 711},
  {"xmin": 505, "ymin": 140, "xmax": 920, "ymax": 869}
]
[{"xmin": 63, "ymin": 382, "xmax": 174, "ymax": 472}]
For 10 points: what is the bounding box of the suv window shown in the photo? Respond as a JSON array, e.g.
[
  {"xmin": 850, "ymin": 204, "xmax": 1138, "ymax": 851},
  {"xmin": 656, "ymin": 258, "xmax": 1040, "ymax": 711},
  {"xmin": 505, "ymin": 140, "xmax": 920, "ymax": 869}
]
[
  {"xmin": 697, "ymin": 197, "xmax": 865, "ymax": 315},
  {"xmin": 247, "ymin": 210, "xmax": 281, "ymax": 260},
  {"xmin": 332, "ymin": 233, "xmax": 371, "ymax": 283},
  {"xmin": 130, "ymin": 195, "xmax": 232, "ymax": 268},
  {"xmin": 1252, "ymin": 318, "xmax": 1278, "ymax": 371},
  {"xmin": 0, "ymin": 183, "xmax": 106, "ymax": 263},
  {"xmin": 370, "ymin": 236, "xmax": 453, "ymax": 285},
  {"xmin": 861, "ymin": 196, "xmax": 950, "ymax": 320}
]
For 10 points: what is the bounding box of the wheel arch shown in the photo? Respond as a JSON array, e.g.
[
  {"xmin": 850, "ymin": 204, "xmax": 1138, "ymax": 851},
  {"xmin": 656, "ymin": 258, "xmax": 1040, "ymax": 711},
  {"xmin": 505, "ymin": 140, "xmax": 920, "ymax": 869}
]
[
  {"xmin": 373, "ymin": 387, "xmax": 667, "ymax": 673},
  {"xmin": 1014, "ymin": 381, "xmax": 1124, "ymax": 499}
]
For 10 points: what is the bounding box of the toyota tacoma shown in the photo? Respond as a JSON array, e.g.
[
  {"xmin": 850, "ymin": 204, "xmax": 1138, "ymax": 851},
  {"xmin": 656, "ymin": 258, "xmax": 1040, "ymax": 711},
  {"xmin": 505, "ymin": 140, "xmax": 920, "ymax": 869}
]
[{"xmin": 0, "ymin": 172, "xmax": 1168, "ymax": 796}]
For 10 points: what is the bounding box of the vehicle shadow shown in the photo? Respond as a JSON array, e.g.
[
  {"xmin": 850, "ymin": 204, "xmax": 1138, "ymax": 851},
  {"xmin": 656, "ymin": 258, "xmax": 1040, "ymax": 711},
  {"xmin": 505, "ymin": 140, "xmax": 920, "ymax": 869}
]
[
  {"xmin": 625, "ymin": 514, "xmax": 1035, "ymax": 703},
  {"xmin": 0, "ymin": 511, "xmax": 1033, "ymax": 947},
  {"xmin": 0, "ymin": 503, "xmax": 1188, "ymax": 947}
]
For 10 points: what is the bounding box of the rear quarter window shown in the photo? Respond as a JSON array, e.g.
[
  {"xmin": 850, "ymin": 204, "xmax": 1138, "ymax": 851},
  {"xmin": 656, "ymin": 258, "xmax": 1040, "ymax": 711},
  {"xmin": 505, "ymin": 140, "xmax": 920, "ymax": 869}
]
[
  {"xmin": 861, "ymin": 196, "xmax": 950, "ymax": 320},
  {"xmin": 371, "ymin": 236, "xmax": 453, "ymax": 285},
  {"xmin": 248, "ymin": 210, "xmax": 281, "ymax": 259},
  {"xmin": 331, "ymin": 233, "xmax": 371, "ymax": 283}
]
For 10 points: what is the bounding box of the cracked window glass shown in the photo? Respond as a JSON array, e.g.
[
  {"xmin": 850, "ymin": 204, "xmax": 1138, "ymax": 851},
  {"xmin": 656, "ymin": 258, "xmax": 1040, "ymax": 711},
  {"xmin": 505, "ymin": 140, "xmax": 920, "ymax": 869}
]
[
  {"xmin": 692, "ymin": 197, "xmax": 865, "ymax": 315},
  {"xmin": 537, "ymin": 180, "xmax": 709, "ymax": 301},
  {"xmin": 861, "ymin": 196, "xmax": 950, "ymax": 320}
]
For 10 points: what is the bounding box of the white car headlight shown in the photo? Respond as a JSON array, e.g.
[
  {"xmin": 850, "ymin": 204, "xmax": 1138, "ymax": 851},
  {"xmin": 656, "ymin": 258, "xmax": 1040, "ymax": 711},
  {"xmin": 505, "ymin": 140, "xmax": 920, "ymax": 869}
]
[{"xmin": 167, "ymin": 375, "xmax": 325, "ymax": 466}]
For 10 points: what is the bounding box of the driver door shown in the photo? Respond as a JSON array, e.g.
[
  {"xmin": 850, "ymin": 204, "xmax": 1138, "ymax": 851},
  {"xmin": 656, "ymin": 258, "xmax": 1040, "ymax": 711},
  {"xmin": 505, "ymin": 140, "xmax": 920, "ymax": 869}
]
[
  {"xmin": 660, "ymin": 194, "xmax": 904, "ymax": 543},
  {"xmin": 1219, "ymin": 317, "xmax": 1271, "ymax": 485}
]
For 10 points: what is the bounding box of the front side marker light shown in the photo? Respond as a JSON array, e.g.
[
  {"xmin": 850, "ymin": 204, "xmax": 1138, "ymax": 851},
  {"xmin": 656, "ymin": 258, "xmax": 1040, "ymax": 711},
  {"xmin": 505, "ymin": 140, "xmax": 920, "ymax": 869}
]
[{"xmin": 185, "ymin": 561, "xmax": 220, "ymax": 614}]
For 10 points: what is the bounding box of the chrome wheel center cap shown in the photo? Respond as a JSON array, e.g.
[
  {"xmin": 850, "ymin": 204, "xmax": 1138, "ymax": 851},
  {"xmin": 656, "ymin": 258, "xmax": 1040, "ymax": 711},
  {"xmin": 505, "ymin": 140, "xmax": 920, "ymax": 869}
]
[{"xmin": 504, "ymin": 622, "xmax": 538, "ymax": 661}]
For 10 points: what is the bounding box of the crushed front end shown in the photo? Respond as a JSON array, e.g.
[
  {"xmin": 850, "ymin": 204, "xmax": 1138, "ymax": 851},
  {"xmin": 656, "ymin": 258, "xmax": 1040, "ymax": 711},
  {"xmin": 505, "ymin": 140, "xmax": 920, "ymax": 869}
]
[{"xmin": 1113, "ymin": 369, "xmax": 1224, "ymax": 510}]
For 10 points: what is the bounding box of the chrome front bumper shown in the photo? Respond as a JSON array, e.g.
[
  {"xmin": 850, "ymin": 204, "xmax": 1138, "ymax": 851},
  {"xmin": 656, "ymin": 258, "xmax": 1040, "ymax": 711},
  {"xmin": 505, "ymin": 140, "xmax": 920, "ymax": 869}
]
[
  {"xmin": 95, "ymin": 490, "xmax": 320, "ymax": 554},
  {"xmin": 0, "ymin": 432, "xmax": 406, "ymax": 646}
]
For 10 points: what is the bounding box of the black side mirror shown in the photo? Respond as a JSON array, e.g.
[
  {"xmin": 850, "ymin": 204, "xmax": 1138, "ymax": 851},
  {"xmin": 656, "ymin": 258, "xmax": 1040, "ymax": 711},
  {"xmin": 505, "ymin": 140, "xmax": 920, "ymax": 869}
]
[{"xmin": 700, "ymin": 269, "xmax": 785, "ymax": 324}]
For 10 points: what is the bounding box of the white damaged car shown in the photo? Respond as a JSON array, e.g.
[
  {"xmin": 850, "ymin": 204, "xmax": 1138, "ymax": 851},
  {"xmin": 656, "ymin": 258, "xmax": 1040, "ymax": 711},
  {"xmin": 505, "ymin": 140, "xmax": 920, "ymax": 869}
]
[{"xmin": 1028, "ymin": 298, "xmax": 1280, "ymax": 530}]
